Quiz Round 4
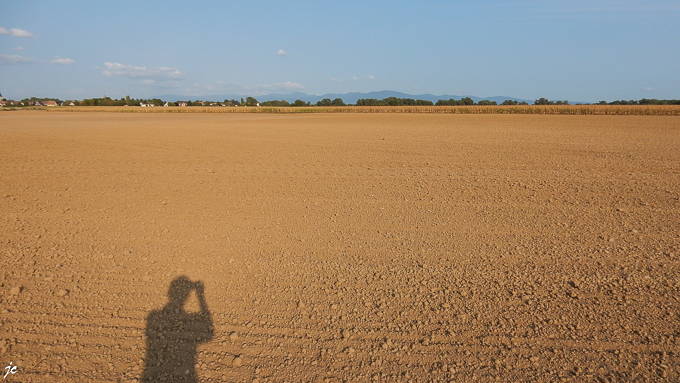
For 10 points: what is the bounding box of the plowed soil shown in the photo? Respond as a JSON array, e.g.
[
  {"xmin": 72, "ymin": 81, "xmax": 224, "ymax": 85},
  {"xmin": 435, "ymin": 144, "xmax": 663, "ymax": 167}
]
[{"xmin": 1, "ymin": 112, "xmax": 679, "ymax": 382}]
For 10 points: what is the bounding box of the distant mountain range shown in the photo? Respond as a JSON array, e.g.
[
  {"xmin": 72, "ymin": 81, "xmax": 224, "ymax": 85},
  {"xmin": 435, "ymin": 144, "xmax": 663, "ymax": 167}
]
[{"xmin": 154, "ymin": 90, "xmax": 535, "ymax": 105}]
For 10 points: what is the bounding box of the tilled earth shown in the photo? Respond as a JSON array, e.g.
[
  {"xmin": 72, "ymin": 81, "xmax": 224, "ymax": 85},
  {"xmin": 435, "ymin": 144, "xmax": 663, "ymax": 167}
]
[{"xmin": 1, "ymin": 112, "xmax": 679, "ymax": 382}]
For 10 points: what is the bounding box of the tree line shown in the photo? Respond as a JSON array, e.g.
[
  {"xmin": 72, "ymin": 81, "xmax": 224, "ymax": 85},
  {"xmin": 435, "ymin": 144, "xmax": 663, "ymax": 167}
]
[
  {"xmin": 353, "ymin": 97, "xmax": 529, "ymax": 106},
  {"xmin": 259, "ymin": 98, "xmax": 346, "ymax": 107},
  {"xmin": 596, "ymin": 99, "xmax": 680, "ymax": 105},
  {"xmin": 3, "ymin": 95, "xmax": 680, "ymax": 107},
  {"xmin": 535, "ymin": 98, "xmax": 680, "ymax": 106},
  {"xmin": 355, "ymin": 97, "xmax": 434, "ymax": 106}
]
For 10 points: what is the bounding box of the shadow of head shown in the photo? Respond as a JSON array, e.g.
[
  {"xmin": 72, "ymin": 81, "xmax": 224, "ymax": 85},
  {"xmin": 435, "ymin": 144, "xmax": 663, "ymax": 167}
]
[{"xmin": 168, "ymin": 276, "xmax": 194, "ymax": 308}]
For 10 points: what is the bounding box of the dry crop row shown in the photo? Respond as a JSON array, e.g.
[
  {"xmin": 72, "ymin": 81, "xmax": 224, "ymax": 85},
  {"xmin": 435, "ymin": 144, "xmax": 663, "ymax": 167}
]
[{"xmin": 9, "ymin": 105, "xmax": 680, "ymax": 115}]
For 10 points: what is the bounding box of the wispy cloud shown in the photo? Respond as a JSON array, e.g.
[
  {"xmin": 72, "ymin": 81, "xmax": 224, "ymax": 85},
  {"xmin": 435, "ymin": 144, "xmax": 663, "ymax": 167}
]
[
  {"xmin": 558, "ymin": 4, "xmax": 680, "ymax": 13},
  {"xmin": 256, "ymin": 81, "xmax": 304, "ymax": 91},
  {"xmin": 643, "ymin": 87, "xmax": 654, "ymax": 91},
  {"xmin": 526, "ymin": 2, "xmax": 680, "ymax": 20},
  {"xmin": 329, "ymin": 78, "xmax": 343, "ymax": 83},
  {"xmin": 0, "ymin": 27, "xmax": 35, "ymax": 38},
  {"xmin": 349, "ymin": 75, "xmax": 374, "ymax": 80},
  {"xmin": 99, "ymin": 62, "xmax": 184, "ymax": 79},
  {"xmin": 137, "ymin": 79, "xmax": 178, "ymax": 87},
  {"xmin": 349, "ymin": 76, "xmax": 359, "ymax": 80},
  {"xmin": 0, "ymin": 54, "xmax": 36, "ymax": 65},
  {"xmin": 13, "ymin": 46, "xmax": 24, "ymax": 51},
  {"xmin": 205, "ymin": 80, "xmax": 305, "ymax": 95},
  {"xmin": 52, "ymin": 57, "xmax": 75, "ymax": 65},
  {"xmin": 365, "ymin": 75, "xmax": 375, "ymax": 79},
  {"xmin": 277, "ymin": 49, "xmax": 287, "ymax": 56}
]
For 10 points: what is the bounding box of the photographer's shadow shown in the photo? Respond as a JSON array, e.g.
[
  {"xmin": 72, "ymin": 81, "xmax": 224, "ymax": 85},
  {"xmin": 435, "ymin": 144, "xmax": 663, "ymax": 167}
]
[{"xmin": 142, "ymin": 276, "xmax": 214, "ymax": 382}]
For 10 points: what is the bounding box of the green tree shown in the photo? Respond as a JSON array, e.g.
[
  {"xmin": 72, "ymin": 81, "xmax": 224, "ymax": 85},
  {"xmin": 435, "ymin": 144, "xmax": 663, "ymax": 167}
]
[
  {"xmin": 356, "ymin": 98, "xmax": 383, "ymax": 106},
  {"xmin": 501, "ymin": 99, "xmax": 518, "ymax": 105},
  {"xmin": 436, "ymin": 97, "xmax": 474, "ymax": 106},
  {"xmin": 245, "ymin": 97, "xmax": 259, "ymax": 106},
  {"xmin": 317, "ymin": 98, "xmax": 332, "ymax": 107},
  {"xmin": 261, "ymin": 99, "xmax": 290, "ymax": 106},
  {"xmin": 331, "ymin": 98, "xmax": 346, "ymax": 106},
  {"xmin": 384, "ymin": 97, "xmax": 400, "ymax": 106},
  {"xmin": 534, "ymin": 98, "xmax": 554, "ymax": 105}
]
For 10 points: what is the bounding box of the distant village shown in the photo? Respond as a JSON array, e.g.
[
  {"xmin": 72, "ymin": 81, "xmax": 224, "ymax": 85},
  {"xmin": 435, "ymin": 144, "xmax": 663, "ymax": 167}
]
[{"xmin": 0, "ymin": 94, "xmax": 260, "ymax": 108}]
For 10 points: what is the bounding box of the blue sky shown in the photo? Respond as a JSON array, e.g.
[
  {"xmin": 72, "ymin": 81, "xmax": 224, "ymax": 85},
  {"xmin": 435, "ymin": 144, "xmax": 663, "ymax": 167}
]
[{"xmin": 1, "ymin": 0, "xmax": 679, "ymax": 102}]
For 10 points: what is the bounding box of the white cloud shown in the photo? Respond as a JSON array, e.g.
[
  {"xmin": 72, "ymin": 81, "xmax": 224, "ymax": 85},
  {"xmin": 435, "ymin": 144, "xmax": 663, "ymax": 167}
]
[
  {"xmin": 0, "ymin": 54, "xmax": 36, "ymax": 65},
  {"xmin": 14, "ymin": 46, "xmax": 24, "ymax": 51},
  {"xmin": 99, "ymin": 62, "xmax": 184, "ymax": 79},
  {"xmin": 52, "ymin": 57, "xmax": 75, "ymax": 65},
  {"xmin": 349, "ymin": 76, "xmax": 359, "ymax": 80},
  {"xmin": 137, "ymin": 79, "xmax": 184, "ymax": 89},
  {"xmin": 558, "ymin": 4, "xmax": 680, "ymax": 13},
  {"xmin": 0, "ymin": 27, "xmax": 35, "ymax": 38},
  {"xmin": 527, "ymin": 4, "xmax": 680, "ymax": 21},
  {"xmin": 277, "ymin": 49, "xmax": 287, "ymax": 56},
  {"xmin": 329, "ymin": 78, "xmax": 343, "ymax": 83},
  {"xmin": 365, "ymin": 75, "xmax": 375, "ymax": 79},
  {"xmin": 643, "ymin": 87, "xmax": 654, "ymax": 91},
  {"xmin": 258, "ymin": 81, "xmax": 304, "ymax": 91},
  {"xmin": 201, "ymin": 80, "xmax": 305, "ymax": 96},
  {"xmin": 235, "ymin": 81, "xmax": 305, "ymax": 93}
]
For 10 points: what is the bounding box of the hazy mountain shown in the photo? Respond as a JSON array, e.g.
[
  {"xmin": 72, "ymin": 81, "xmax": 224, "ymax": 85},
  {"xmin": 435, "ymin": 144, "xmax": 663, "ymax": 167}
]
[{"xmin": 154, "ymin": 91, "xmax": 533, "ymax": 105}]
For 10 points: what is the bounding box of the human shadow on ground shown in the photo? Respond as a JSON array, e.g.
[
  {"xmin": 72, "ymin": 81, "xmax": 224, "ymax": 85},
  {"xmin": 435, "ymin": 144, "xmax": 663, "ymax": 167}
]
[{"xmin": 141, "ymin": 276, "xmax": 214, "ymax": 383}]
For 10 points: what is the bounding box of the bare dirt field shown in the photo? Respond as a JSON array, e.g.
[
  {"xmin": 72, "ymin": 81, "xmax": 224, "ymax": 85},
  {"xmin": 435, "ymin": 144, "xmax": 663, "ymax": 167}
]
[{"xmin": 1, "ymin": 111, "xmax": 679, "ymax": 382}]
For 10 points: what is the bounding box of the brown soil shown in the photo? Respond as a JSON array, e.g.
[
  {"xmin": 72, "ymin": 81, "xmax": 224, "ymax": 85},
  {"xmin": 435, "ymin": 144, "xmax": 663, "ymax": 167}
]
[{"xmin": 1, "ymin": 112, "xmax": 679, "ymax": 382}]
